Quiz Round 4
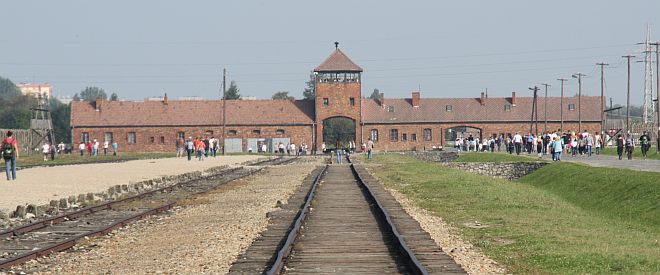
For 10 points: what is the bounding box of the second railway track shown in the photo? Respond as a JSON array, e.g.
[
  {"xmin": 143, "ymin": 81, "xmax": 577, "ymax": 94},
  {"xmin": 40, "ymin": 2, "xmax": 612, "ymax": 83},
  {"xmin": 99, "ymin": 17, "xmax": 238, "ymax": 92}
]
[{"xmin": 0, "ymin": 156, "xmax": 296, "ymax": 271}]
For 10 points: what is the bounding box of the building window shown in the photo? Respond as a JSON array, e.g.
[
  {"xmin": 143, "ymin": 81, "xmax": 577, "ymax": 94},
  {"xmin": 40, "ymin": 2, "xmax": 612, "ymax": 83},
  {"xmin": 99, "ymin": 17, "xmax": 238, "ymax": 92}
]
[
  {"xmin": 104, "ymin": 132, "xmax": 113, "ymax": 143},
  {"xmin": 423, "ymin": 128, "xmax": 432, "ymax": 141},
  {"xmin": 127, "ymin": 132, "xmax": 136, "ymax": 144},
  {"xmin": 446, "ymin": 105, "xmax": 453, "ymax": 112},
  {"xmin": 411, "ymin": 133, "xmax": 417, "ymax": 141},
  {"xmin": 82, "ymin": 132, "xmax": 90, "ymax": 143},
  {"xmin": 177, "ymin": 131, "xmax": 185, "ymax": 140},
  {"xmin": 205, "ymin": 130, "xmax": 214, "ymax": 136},
  {"xmin": 160, "ymin": 136, "xmax": 165, "ymax": 144},
  {"xmin": 504, "ymin": 104, "xmax": 512, "ymax": 111},
  {"xmin": 370, "ymin": 129, "xmax": 379, "ymax": 141},
  {"xmin": 149, "ymin": 136, "xmax": 155, "ymax": 143},
  {"xmin": 402, "ymin": 133, "xmax": 407, "ymax": 141},
  {"xmin": 228, "ymin": 130, "xmax": 237, "ymax": 136},
  {"xmin": 323, "ymin": 98, "xmax": 329, "ymax": 107},
  {"xmin": 252, "ymin": 129, "xmax": 261, "ymax": 135},
  {"xmin": 390, "ymin": 129, "xmax": 398, "ymax": 142},
  {"xmin": 349, "ymin": 97, "xmax": 355, "ymax": 106},
  {"xmin": 568, "ymin": 104, "xmax": 576, "ymax": 111},
  {"xmin": 388, "ymin": 106, "xmax": 395, "ymax": 112},
  {"xmin": 276, "ymin": 129, "xmax": 285, "ymax": 135}
]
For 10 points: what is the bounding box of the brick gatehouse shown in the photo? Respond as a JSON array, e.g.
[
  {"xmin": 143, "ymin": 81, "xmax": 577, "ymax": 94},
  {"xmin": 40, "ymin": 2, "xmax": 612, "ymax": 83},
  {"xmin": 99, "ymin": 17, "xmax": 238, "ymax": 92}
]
[{"xmin": 71, "ymin": 46, "xmax": 602, "ymax": 153}]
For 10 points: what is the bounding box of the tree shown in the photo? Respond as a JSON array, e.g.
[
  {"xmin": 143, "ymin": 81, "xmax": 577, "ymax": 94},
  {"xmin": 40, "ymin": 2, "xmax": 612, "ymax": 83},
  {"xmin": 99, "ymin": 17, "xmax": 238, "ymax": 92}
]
[
  {"xmin": 0, "ymin": 76, "xmax": 19, "ymax": 100},
  {"xmin": 272, "ymin": 91, "xmax": 294, "ymax": 100},
  {"xmin": 79, "ymin": 86, "xmax": 107, "ymax": 102},
  {"xmin": 72, "ymin": 93, "xmax": 81, "ymax": 101},
  {"xmin": 225, "ymin": 81, "xmax": 241, "ymax": 100},
  {"xmin": 369, "ymin": 88, "xmax": 380, "ymax": 100},
  {"xmin": 49, "ymin": 98, "xmax": 72, "ymax": 143},
  {"xmin": 110, "ymin": 92, "xmax": 119, "ymax": 101},
  {"xmin": 302, "ymin": 72, "xmax": 315, "ymax": 100}
]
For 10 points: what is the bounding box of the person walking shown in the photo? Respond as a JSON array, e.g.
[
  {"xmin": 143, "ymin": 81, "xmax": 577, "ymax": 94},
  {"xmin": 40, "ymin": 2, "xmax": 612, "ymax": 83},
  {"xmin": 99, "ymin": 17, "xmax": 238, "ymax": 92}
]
[
  {"xmin": 112, "ymin": 141, "xmax": 118, "ymax": 156},
  {"xmin": 186, "ymin": 137, "xmax": 194, "ymax": 161},
  {"xmin": 92, "ymin": 139, "xmax": 99, "ymax": 156},
  {"xmin": 176, "ymin": 138, "xmax": 183, "ymax": 158},
  {"xmin": 594, "ymin": 132, "xmax": 602, "ymax": 155},
  {"xmin": 616, "ymin": 134, "xmax": 624, "ymax": 160},
  {"xmin": 367, "ymin": 138, "xmax": 374, "ymax": 160},
  {"xmin": 639, "ymin": 131, "xmax": 650, "ymax": 159},
  {"xmin": 625, "ymin": 134, "xmax": 635, "ymax": 160},
  {"xmin": 586, "ymin": 134, "xmax": 594, "ymax": 157},
  {"xmin": 335, "ymin": 139, "xmax": 343, "ymax": 164},
  {"xmin": 50, "ymin": 143, "xmax": 56, "ymax": 161},
  {"xmin": 42, "ymin": 142, "xmax": 50, "ymax": 161},
  {"xmin": 552, "ymin": 136, "xmax": 563, "ymax": 161},
  {"xmin": 79, "ymin": 142, "xmax": 85, "ymax": 156},
  {"xmin": 513, "ymin": 132, "xmax": 523, "ymax": 155},
  {"xmin": 2, "ymin": 131, "xmax": 19, "ymax": 181},
  {"xmin": 103, "ymin": 139, "xmax": 109, "ymax": 156}
]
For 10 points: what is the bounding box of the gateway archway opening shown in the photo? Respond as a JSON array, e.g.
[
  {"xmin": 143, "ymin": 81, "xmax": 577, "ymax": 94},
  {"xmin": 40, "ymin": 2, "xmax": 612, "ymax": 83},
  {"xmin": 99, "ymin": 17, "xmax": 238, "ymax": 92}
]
[{"xmin": 322, "ymin": 117, "xmax": 356, "ymax": 150}]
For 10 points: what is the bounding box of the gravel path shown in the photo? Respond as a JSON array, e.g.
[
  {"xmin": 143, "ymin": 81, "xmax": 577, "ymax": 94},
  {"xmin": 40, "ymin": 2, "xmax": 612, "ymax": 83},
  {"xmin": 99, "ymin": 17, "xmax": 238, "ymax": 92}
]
[
  {"xmin": 0, "ymin": 156, "xmax": 261, "ymax": 213},
  {"xmin": 23, "ymin": 159, "xmax": 321, "ymax": 274}
]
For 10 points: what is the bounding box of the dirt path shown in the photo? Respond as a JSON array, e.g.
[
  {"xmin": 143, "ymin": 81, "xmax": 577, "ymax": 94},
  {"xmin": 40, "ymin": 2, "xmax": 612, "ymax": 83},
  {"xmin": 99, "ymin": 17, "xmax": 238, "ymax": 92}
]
[
  {"xmin": 0, "ymin": 156, "xmax": 261, "ymax": 213},
  {"xmin": 21, "ymin": 159, "xmax": 321, "ymax": 274}
]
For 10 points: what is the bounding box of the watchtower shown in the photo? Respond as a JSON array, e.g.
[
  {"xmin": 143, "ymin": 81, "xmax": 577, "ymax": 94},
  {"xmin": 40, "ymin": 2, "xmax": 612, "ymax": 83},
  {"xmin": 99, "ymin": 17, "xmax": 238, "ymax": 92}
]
[
  {"xmin": 30, "ymin": 94, "xmax": 55, "ymax": 151},
  {"xmin": 314, "ymin": 42, "xmax": 363, "ymax": 151}
]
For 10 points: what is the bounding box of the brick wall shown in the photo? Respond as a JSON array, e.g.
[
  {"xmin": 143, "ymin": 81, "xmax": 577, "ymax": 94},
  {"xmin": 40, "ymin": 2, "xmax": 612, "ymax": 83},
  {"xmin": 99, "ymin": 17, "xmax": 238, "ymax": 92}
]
[
  {"xmin": 72, "ymin": 125, "xmax": 313, "ymax": 153},
  {"xmin": 315, "ymin": 81, "xmax": 362, "ymax": 150}
]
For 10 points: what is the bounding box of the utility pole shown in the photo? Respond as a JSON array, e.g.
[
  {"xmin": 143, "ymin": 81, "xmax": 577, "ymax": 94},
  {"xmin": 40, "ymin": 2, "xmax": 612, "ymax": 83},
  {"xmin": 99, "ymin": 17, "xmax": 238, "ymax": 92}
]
[
  {"xmin": 651, "ymin": 42, "xmax": 660, "ymax": 151},
  {"xmin": 529, "ymin": 86, "xmax": 539, "ymax": 136},
  {"xmin": 572, "ymin": 73, "xmax": 586, "ymax": 132},
  {"xmin": 222, "ymin": 68, "xmax": 227, "ymax": 155},
  {"xmin": 623, "ymin": 55, "xmax": 635, "ymax": 134},
  {"xmin": 541, "ymin": 83, "xmax": 550, "ymax": 133},
  {"xmin": 597, "ymin": 63, "xmax": 609, "ymax": 136},
  {"xmin": 557, "ymin": 78, "xmax": 568, "ymax": 133}
]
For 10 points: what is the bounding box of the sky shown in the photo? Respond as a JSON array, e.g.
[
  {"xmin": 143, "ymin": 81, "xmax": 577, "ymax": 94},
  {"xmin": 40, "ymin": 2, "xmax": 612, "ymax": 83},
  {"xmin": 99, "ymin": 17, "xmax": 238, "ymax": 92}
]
[{"xmin": 1, "ymin": 1, "xmax": 659, "ymax": 106}]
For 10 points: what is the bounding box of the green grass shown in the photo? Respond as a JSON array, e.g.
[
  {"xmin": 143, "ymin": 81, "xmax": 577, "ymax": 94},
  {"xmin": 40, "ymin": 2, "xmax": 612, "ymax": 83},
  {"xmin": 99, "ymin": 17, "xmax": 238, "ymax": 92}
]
[
  {"xmin": 600, "ymin": 147, "xmax": 660, "ymax": 160},
  {"xmin": 454, "ymin": 152, "xmax": 544, "ymax": 163},
  {"xmin": 2, "ymin": 152, "xmax": 175, "ymax": 169},
  {"xmin": 367, "ymin": 154, "xmax": 660, "ymax": 274}
]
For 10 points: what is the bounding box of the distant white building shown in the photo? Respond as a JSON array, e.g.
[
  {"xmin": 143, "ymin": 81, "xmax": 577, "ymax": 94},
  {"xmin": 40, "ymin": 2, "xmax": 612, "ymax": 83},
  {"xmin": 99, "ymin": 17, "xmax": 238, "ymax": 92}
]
[
  {"xmin": 17, "ymin": 83, "xmax": 52, "ymax": 99},
  {"xmin": 55, "ymin": 95, "xmax": 74, "ymax": 105}
]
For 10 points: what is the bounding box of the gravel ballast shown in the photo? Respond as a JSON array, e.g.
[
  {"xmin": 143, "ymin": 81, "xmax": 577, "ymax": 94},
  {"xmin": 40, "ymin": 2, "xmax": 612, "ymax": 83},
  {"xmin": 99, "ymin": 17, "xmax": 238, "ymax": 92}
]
[
  {"xmin": 22, "ymin": 159, "xmax": 321, "ymax": 274},
  {"xmin": 0, "ymin": 155, "xmax": 261, "ymax": 213}
]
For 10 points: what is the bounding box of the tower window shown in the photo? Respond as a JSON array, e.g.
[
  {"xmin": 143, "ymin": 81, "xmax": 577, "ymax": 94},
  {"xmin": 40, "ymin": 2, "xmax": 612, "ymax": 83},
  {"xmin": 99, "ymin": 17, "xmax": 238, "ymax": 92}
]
[
  {"xmin": 323, "ymin": 98, "xmax": 329, "ymax": 107},
  {"xmin": 349, "ymin": 97, "xmax": 355, "ymax": 106}
]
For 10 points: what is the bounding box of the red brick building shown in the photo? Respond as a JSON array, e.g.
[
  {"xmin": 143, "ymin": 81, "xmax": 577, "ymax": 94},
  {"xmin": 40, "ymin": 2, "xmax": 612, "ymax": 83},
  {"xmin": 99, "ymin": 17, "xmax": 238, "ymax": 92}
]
[{"xmin": 71, "ymin": 47, "xmax": 602, "ymax": 152}]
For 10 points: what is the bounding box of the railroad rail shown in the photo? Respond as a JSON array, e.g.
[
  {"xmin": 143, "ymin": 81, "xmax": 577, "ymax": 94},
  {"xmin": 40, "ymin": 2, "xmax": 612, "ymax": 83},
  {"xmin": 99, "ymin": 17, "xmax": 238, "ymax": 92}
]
[
  {"xmin": 0, "ymin": 156, "xmax": 295, "ymax": 270},
  {"xmin": 230, "ymin": 155, "xmax": 465, "ymax": 274}
]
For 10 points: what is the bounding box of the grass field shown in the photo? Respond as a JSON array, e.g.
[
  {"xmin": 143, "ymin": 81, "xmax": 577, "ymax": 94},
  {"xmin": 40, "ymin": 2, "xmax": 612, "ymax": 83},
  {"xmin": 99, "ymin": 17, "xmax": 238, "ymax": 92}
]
[
  {"xmin": 454, "ymin": 152, "xmax": 543, "ymax": 163},
  {"xmin": 600, "ymin": 146, "xmax": 660, "ymax": 160},
  {"xmin": 366, "ymin": 154, "xmax": 660, "ymax": 274},
  {"xmin": 2, "ymin": 152, "xmax": 175, "ymax": 169}
]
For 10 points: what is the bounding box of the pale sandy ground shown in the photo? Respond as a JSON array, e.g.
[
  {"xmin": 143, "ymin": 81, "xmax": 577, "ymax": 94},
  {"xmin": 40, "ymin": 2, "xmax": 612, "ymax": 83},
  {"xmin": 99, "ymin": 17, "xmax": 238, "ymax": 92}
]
[{"xmin": 0, "ymin": 155, "xmax": 261, "ymax": 213}]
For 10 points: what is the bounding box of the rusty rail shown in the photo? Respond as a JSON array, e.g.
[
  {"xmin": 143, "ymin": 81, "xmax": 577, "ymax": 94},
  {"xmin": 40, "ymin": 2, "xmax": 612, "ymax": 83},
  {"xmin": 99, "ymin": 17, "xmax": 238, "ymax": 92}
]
[{"xmin": 266, "ymin": 165, "xmax": 327, "ymax": 275}]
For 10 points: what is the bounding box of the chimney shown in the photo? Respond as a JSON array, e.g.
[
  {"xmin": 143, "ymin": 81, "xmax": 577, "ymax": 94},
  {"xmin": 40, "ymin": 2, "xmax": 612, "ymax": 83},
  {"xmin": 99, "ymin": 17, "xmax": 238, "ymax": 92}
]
[
  {"xmin": 163, "ymin": 93, "xmax": 168, "ymax": 105},
  {"xmin": 480, "ymin": 92, "xmax": 486, "ymax": 106},
  {"xmin": 95, "ymin": 96, "xmax": 103, "ymax": 111},
  {"xmin": 511, "ymin": 91, "xmax": 517, "ymax": 106},
  {"xmin": 411, "ymin": 91, "xmax": 420, "ymax": 107},
  {"xmin": 379, "ymin": 92, "xmax": 385, "ymax": 107}
]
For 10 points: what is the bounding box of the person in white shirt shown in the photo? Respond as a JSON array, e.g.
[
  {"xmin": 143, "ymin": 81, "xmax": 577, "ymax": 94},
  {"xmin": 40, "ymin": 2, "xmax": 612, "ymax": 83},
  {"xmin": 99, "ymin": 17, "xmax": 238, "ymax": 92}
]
[
  {"xmin": 321, "ymin": 142, "xmax": 326, "ymax": 153},
  {"xmin": 92, "ymin": 139, "xmax": 99, "ymax": 156},
  {"xmin": 103, "ymin": 140, "xmax": 109, "ymax": 155},
  {"xmin": 513, "ymin": 132, "xmax": 523, "ymax": 155},
  {"xmin": 261, "ymin": 143, "xmax": 268, "ymax": 153},
  {"xmin": 42, "ymin": 143, "xmax": 50, "ymax": 161},
  {"xmin": 79, "ymin": 142, "xmax": 85, "ymax": 156}
]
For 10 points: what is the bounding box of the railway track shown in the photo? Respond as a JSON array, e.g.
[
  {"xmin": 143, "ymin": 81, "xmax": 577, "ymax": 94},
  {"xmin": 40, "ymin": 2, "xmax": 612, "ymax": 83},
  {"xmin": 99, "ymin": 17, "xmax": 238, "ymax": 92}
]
[
  {"xmin": 230, "ymin": 157, "xmax": 465, "ymax": 274},
  {"xmin": 0, "ymin": 156, "xmax": 296, "ymax": 271}
]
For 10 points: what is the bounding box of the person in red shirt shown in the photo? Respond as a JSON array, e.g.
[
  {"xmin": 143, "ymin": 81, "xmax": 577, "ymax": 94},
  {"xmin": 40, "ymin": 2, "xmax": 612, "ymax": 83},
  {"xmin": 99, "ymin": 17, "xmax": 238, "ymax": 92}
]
[
  {"xmin": 86, "ymin": 141, "xmax": 93, "ymax": 156},
  {"xmin": 2, "ymin": 131, "xmax": 19, "ymax": 181}
]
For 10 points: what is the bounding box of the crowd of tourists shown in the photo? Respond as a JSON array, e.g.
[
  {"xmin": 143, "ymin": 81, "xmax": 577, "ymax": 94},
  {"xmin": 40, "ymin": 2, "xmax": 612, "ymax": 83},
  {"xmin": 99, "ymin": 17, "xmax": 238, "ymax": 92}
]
[{"xmin": 453, "ymin": 129, "xmax": 654, "ymax": 161}]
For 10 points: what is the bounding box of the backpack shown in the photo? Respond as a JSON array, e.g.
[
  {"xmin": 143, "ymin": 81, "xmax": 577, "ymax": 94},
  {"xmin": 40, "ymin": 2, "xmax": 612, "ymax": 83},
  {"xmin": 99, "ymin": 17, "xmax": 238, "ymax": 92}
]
[
  {"xmin": 2, "ymin": 142, "xmax": 14, "ymax": 159},
  {"xmin": 626, "ymin": 138, "xmax": 633, "ymax": 147}
]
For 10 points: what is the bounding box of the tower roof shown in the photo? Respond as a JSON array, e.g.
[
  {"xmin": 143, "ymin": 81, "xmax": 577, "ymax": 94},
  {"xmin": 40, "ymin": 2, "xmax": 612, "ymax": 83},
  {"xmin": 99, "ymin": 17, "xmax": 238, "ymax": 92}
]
[{"xmin": 314, "ymin": 48, "xmax": 363, "ymax": 72}]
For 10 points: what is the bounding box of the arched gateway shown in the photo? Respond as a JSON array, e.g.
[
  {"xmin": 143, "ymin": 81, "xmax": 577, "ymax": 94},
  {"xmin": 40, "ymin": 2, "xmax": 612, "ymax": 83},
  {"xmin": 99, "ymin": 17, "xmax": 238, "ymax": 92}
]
[{"xmin": 322, "ymin": 116, "xmax": 356, "ymax": 150}]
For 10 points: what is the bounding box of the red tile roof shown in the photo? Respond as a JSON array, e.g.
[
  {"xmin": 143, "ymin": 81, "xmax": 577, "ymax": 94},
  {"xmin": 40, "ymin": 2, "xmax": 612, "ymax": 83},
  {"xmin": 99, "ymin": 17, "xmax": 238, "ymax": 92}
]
[
  {"xmin": 71, "ymin": 99, "xmax": 315, "ymax": 127},
  {"xmin": 361, "ymin": 96, "xmax": 602, "ymax": 124},
  {"xmin": 314, "ymin": 49, "xmax": 363, "ymax": 72}
]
